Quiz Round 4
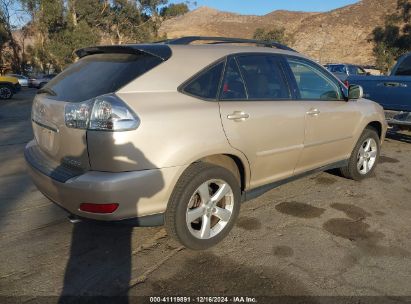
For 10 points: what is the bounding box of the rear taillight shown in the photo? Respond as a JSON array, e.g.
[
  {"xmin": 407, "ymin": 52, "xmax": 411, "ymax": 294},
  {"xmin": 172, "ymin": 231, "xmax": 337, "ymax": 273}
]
[
  {"xmin": 65, "ymin": 101, "xmax": 92, "ymax": 129},
  {"xmin": 64, "ymin": 94, "xmax": 139, "ymax": 131},
  {"xmin": 79, "ymin": 203, "xmax": 119, "ymax": 214},
  {"xmin": 344, "ymin": 80, "xmax": 350, "ymax": 88}
]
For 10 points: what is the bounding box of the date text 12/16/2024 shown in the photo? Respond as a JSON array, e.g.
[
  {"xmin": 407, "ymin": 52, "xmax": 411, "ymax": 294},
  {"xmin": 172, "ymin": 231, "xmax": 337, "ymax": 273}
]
[{"xmin": 149, "ymin": 296, "xmax": 258, "ymax": 303}]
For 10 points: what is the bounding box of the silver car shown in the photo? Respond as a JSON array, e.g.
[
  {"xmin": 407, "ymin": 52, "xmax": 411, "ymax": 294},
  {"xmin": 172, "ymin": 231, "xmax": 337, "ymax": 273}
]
[
  {"xmin": 29, "ymin": 74, "xmax": 57, "ymax": 89},
  {"xmin": 324, "ymin": 63, "xmax": 369, "ymax": 84}
]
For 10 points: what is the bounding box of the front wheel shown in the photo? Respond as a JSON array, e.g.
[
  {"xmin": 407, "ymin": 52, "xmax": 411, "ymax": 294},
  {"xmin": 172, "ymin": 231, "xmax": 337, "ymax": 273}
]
[
  {"xmin": 340, "ymin": 127, "xmax": 380, "ymax": 181},
  {"xmin": 0, "ymin": 85, "xmax": 13, "ymax": 99},
  {"xmin": 165, "ymin": 163, "xmax": 241, "ymax": 250}
]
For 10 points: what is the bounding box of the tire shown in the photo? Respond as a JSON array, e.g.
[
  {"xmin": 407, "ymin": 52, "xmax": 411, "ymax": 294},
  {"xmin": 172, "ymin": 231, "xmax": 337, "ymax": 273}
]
[
  {"xmin": 340, "ymin": 127, "xmax": 380, "ymax": 181},
  {"xmin": 0, "ymin": 85, "xmax": 13, "ymax": 99},
  {"xmin": 38, "ymin": 82, "xmax": 47, "ymax": 89},
  {"xmin": 165, "ymin": 162, "xmax": 241, "ymax": 250}
]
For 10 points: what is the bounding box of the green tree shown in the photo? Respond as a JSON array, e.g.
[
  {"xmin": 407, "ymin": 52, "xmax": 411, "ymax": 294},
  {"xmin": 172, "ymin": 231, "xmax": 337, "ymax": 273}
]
[
  {"xmin": 20, "ymin": 0, "xmax": 66, "ymax": 72},
  {"xmin": 160, "ymin": 3, "xmax": 189, "ymax": 18},
  {"xmin": 372, "ymin": 0, "xmax": 411, "ymax": 74},
  {"xmin": 19, "ymin": 0, "xmax": 169, "ymax": 72},
  {"xmin": 253, "ymin": 26, "xmax": 291, "ymax": 45},
  {"xmin": 47, "ymin": 21, "xmax": 98, "ymax": 70},
  {"xmin": 138, "ymin": 0, "xmax": 167, "ymax": 37},
  {"xmin": 0, "ymin": 14, "xmax": 10, "ymax": 72},
  {"xmin": 140, "ymin": 0, "xmax": 167, "ymax": 15},
  {"xmin": 0, "ymin": 0, "xmax": 23, "ymax": 73}
]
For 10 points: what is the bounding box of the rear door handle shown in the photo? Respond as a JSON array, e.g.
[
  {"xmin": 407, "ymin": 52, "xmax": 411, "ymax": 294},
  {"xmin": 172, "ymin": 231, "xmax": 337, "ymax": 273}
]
[
  {"xmin": 306, "ymin": 108, "xmax": 321, "ymax": 116},
  {"xmin": 227, "ymin": 111, "xmax": 250, "ymax": 121}
]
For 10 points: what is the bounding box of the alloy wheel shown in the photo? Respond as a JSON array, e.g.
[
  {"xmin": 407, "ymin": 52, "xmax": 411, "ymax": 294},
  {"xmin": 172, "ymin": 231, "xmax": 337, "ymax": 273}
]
[
  {"xmin": 357, "ymin": 138, "xmax": 378, "ymax": 175},
  {"xmin": 0, "ymin": 87, "xmax": 12, "ymax": 99},
  {"xmin": 186, "ymin": 179, "xmax": 234, "ymax": 240}
]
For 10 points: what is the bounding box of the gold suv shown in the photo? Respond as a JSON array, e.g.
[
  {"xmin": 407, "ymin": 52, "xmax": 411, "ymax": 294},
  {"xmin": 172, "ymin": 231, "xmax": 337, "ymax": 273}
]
[{"xmin": 25, "ymin": 37, "xmax": 387, "ymax": 249}]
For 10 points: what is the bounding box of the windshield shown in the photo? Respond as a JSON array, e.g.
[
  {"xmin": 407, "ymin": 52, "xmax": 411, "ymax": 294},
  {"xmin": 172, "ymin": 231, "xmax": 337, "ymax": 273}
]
[{"xmin": 395, "ymin": 55, "xmax": 411, "ymax": 76}]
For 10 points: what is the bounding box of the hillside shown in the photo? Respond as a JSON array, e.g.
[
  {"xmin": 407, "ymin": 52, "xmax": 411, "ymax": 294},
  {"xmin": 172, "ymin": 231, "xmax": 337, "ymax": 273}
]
[{"xmin": 160, "ymin": 0, "xmax": 397, "ymax": 65}]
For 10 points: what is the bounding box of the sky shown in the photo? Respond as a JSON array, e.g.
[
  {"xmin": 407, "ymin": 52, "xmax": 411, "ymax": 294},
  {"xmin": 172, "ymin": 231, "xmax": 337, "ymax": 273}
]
[
  {"xmin": 173, "ymin": 0, "xmax": 360, "ymax": 15},
  {"xmin": 10, "ymin": 0, "xmax": 361, "ymax": 27}
]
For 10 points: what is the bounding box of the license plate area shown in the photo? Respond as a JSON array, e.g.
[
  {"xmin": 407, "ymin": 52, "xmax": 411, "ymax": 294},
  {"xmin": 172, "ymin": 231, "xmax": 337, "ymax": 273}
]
[{"xmin": 33, "ymin": 120, "xmax": 59, "ymax": 154}]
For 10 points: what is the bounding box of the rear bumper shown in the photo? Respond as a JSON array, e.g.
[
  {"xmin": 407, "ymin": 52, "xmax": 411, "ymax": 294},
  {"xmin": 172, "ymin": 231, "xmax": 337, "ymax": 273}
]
[
  {"xmin": 28, "ymin": 81, "xmax": 39, "ymax": 88},
  {"xmin": 385, "ymin": 110, "xmax": 411, "ymax": 128},
  {"xmin": 25, "ymin": 140, "xmax": 187, "ymax": 224},
  {"xmin": 66, "ymin": 211, "xmax": 165, "ymax": 227}
]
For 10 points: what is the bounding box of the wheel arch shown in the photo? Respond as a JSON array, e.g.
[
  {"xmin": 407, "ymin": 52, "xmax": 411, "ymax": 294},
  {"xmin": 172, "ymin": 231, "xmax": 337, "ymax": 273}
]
[
  {"xmin": 0, "ymin": 82, "xmax": 14, "ymax": 99},
  {"xmin": 353, "ymin": 112, "xmax": 386, "ymax": 149},
  {"xmin": 198, "ymin": 154, "xmax": 248, "ymax": 192},
  {"xmin": 366, "ymin": 121, "xmax": 383, "ymax": 139},
  {"xmin": 0, "ymin": 81, "xmax": 14, "ymax": 87}
]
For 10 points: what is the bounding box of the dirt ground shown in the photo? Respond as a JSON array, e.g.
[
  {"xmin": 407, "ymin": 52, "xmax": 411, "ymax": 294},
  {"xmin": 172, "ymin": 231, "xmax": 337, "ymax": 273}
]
[{"xmin": 1, "ymin": 89, "xmax": 410, "ymax": 303}]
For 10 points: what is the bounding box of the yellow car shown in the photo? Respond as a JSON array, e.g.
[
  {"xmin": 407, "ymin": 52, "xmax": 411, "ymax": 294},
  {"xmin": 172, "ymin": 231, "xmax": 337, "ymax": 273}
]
[{"xmin": 0, "ymin": 75, "xmax": 21, "ymax": 99}]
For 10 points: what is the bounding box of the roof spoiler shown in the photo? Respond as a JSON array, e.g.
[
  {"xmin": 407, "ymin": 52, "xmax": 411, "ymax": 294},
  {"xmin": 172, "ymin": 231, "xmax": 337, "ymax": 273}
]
[
  {"xmin": 163, "ymin": 36, "xmax": 298, "ymax": 52},
  {"xmin": 75, "ymin": 44, "xmax": 172, "ymax": 61}
]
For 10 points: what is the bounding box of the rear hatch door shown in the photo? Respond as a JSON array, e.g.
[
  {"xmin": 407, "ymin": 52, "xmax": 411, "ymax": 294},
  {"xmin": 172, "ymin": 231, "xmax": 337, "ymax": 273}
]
[
  {"xmin": 31, "ymin": 45, "xmax": 169, "ymax": 173},
  {"xmin": 32, "ymin": 94, "xmax": 90, "ymax": 171}
]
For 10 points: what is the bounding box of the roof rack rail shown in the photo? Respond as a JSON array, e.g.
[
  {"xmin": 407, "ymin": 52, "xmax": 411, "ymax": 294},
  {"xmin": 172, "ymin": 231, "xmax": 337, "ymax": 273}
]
[{"xmin": 165, "ymin": 36, "xmax": 297, "ymax": 52}]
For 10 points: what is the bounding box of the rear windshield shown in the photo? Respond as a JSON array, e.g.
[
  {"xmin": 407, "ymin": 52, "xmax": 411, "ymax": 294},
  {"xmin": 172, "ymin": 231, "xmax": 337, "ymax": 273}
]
[{"xmin": 44, "ymin": 53, "xmax": 163, "ymax": 102}]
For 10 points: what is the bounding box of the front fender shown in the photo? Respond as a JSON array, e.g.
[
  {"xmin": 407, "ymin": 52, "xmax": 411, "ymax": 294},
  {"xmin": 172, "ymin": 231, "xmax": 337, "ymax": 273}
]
[{"xmin": 352, "ymin": 99, "xmax": 387, "ymax": 146}]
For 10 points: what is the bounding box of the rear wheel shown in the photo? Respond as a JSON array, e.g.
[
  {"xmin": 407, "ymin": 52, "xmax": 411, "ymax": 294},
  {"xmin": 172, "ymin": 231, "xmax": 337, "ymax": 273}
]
[
  {"xmin": 165, "ymin": 162, "xmax": 241, "ymax": 250},
  {"xmin": 0, "ymin": 85, "xmax": 13, "ymax": 99},
  {"xmin": 38, "ymin": 82, "xmax": 47, "ymax": 89},
  {"xmin": 340, "ymin": 127, "xmax": 380, "ymax": 181}
]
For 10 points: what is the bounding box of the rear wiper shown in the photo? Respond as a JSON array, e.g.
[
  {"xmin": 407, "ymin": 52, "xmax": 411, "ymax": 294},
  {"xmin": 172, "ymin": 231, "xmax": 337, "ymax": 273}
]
[{"xmin": 37, "ymin": 87, "xmax": 57, "ymax": 96}]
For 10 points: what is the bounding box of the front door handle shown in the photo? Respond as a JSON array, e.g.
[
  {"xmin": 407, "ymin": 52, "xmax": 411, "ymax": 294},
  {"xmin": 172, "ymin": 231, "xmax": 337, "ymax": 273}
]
[
  {"xmin": 227, "ymin": 111, "xmax": 250, "ymax": 122},
  {"xmin": 306, "ymin": 108, "xmax": 321, "ymax": 116},
  {"xmin": 383, "ymin": 82, "xmax": 407, "ymax": 88}
]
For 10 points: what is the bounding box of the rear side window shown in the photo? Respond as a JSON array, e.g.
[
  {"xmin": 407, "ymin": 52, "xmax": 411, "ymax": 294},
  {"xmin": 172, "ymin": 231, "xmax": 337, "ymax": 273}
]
[
  {"xmin": 236, "ymin": 55, "xmax": 291, "ymax": 100},
  {"xmin": 357, "ymin": 67, "xmax": 366, "ymax": 75},
  {"xmin": 348, "ymin": 66, "xmax": 357, "ymax": 75},
  {"xmin": 395, "ymin": 55, "xmax": 411, "ymax": 76},
  {"xmin": 287, "ymin": 57, "xmax": 343, "ymax": 101},
  {"xmin": 45, "ymin": 53, "xmax": 163, "ymax": 102},
  {"xmin": 348, "ymin": 65, "xmax": 366, "ymax": 75},
  {"xmin": 220, "ymin": 57, "xmax": 247, "ymax": 100},
  {"xmin": 328, "ymin": 65, "xmax": 346, "ymax": 73},
  {"xmin": 183, "ymin": 61, "xmax": 224, "ymax": 99}
]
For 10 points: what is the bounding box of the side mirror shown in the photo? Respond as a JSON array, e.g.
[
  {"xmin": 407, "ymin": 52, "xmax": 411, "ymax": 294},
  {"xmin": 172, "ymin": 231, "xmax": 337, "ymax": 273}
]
[{"xmin": 348, "ymin": 85, "xmax": 364, "ymax": 100}]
